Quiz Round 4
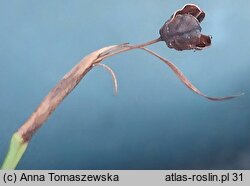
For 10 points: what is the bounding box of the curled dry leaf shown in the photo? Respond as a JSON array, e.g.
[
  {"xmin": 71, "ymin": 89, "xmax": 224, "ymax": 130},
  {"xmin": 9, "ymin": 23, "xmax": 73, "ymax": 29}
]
[
  {"xmin": 98, "ymin": 42, "xmax": 243, "ymax": 101},
  {"xmin": 93, "ymin": 63, "xmax": 118, "ymax": 95},
  {"xmin": 140, "ymin": 47, "xmax": 243, "ymax": 101}
]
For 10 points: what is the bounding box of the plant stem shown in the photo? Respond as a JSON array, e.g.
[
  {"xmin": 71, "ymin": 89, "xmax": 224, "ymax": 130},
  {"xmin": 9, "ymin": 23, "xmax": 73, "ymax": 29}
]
[
  {"xmin": 1, "ymin": 35, "xmax": 243, "ymax": 169},
  {"xmin": 1, "ymin": 133, "xmax": 28, "ymax": 170},
  {"xmin": 1, "ymin": 39, "xmax": 161, "ymax": 169},
  {"xmin": 98, "ymin": 37, "xmax": 162, "ymax": 61}
]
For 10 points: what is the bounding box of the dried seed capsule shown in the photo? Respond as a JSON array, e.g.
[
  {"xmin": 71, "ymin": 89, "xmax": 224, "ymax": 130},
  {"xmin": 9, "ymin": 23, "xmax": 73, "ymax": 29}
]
[{"xmin": 159, "ymin": 4, "xmax": 211, "ymax": 51}]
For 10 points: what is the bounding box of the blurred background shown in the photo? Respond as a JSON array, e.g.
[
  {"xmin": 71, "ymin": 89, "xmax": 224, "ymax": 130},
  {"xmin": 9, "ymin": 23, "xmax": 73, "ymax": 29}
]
[{"xmin": 0, "ymin": 0, "xmax": 249, "ymax": 169}]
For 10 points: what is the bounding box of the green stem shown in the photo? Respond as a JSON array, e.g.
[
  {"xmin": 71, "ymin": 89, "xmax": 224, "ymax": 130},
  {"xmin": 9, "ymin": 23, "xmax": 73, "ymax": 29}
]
[{"xmin": 1, "ymin": 132, "xmax": 28, "ymax": 170}]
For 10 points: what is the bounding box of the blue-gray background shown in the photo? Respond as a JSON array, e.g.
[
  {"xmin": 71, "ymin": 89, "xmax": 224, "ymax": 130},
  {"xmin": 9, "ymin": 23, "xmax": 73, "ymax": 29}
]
[{"xmin": 0, "ymin": 0, "xmax": 249, "ymax": 169}]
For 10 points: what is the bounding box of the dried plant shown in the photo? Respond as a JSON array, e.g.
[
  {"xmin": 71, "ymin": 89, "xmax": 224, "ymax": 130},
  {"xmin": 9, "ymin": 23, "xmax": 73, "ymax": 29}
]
[{"xmin": 1, "ymin": 4, "xmax": 243, "ymax": 169}]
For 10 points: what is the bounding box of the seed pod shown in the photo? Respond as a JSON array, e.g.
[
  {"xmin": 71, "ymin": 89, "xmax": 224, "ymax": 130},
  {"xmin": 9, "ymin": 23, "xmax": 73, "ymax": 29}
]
[{"xmin": 159, "ymin": 4, "xmax": 211, "ymax": 51}]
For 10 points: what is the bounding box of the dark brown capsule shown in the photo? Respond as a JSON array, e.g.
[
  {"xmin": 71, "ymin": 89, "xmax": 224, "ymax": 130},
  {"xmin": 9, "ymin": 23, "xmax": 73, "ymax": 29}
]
[{"xmin": 159, "ymin": 4, "xmax": 211, "ymax": 51}]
